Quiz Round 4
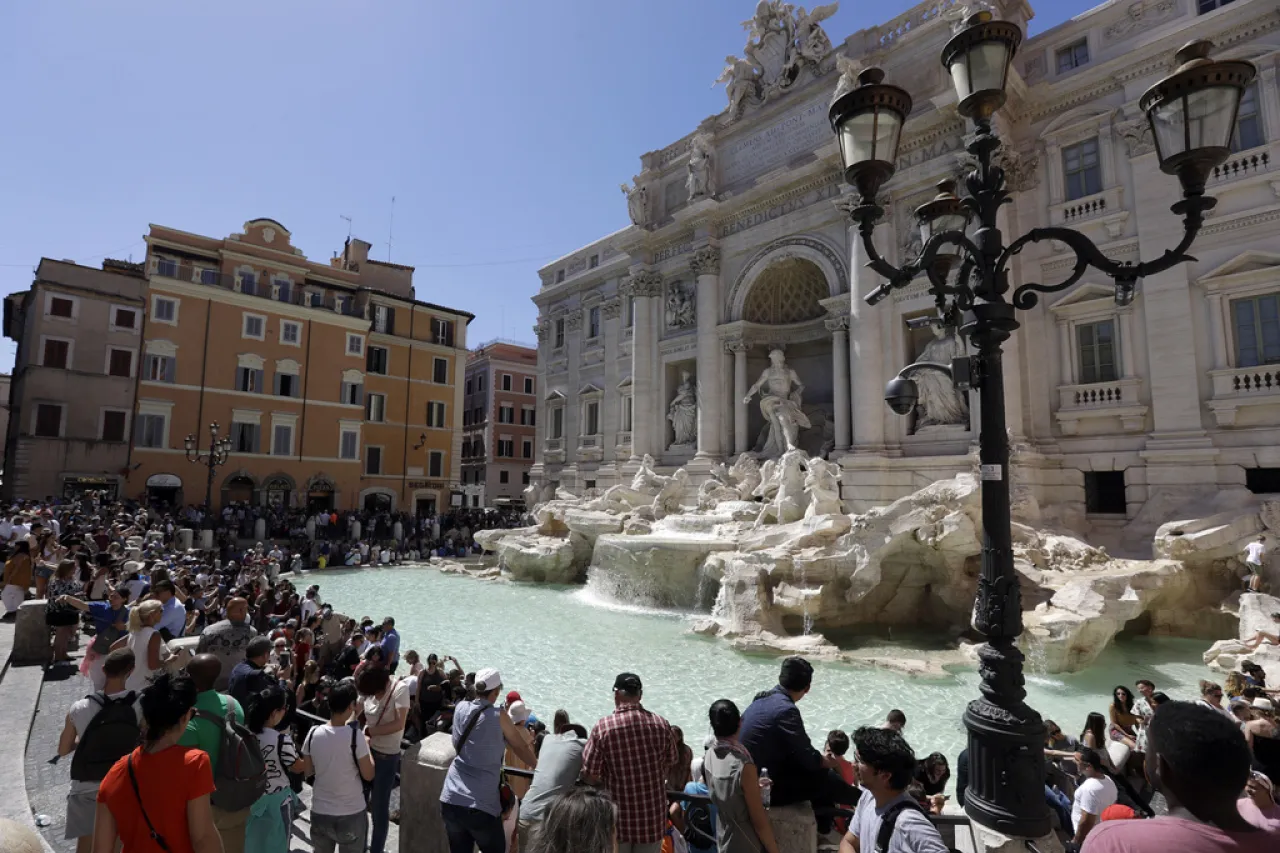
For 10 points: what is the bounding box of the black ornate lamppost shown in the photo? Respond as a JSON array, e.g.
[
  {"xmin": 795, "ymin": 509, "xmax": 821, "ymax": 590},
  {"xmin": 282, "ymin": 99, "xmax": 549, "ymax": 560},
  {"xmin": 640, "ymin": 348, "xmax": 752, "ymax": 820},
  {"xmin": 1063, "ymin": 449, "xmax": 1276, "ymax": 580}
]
[
  {"xmin": 829, "ymin": 12, "xmax": 1255, "ymax": 838},
  {"xmin": 185, "ymin": 422, "xmax": 233, "ymax": 529}
]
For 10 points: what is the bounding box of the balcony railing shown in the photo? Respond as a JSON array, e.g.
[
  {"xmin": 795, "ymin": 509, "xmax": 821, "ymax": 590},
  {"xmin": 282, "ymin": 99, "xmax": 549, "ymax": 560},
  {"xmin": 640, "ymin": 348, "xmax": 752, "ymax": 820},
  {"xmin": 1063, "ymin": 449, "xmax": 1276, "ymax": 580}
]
[
  {"xmin": 1212, "ymin": 365, "xmax": 1280, "ymax": 396},
  {"xmin": 1211, "ymin": 150, "xmax": 1271, "ymax": 185},
  {"xmin": 1209, "ymin": 364, "xmax": 1280, "ymax": 427},
  {"xmin": 617, "ymin": 431, "xmax": 632, "ymax": 446},
  {"xmin": 580, "ymin": 435, "xmax": 600, "ymax": 449},
  {"xmin": 1055, "ymin": 377, "xmax": 1146, "ymax": 435}
]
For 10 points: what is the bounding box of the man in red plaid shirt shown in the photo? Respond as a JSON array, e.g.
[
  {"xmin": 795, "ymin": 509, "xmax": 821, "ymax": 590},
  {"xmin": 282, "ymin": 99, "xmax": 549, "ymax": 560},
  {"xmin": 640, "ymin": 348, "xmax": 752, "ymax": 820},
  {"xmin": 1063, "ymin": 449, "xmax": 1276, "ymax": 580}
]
[{"xmin": 583, "ymin": 672, "xmax": 678, "ymax": 853}]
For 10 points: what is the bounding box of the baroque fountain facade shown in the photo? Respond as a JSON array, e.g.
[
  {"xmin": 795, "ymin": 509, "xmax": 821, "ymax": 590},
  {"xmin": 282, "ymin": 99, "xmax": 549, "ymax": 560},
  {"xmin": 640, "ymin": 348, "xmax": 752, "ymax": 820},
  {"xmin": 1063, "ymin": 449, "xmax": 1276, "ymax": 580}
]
[{"xmin": 502, "ymin": 0, "xmax": 1280, "ymax": 678}]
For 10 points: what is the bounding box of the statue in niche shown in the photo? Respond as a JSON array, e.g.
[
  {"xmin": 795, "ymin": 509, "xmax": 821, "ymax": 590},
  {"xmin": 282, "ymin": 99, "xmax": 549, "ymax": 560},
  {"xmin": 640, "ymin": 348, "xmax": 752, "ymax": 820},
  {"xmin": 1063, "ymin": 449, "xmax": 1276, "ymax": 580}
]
[
  {"xmin": 686, "ymin": 132, "xmax": 716, "ymax": 200},
  {"xmin": 665, "ymin": 282, "xmax": 696, "ymax": 329},
  {"xmin": 744, "ymin": 349, "xmax": 811, "ymax": 458},
  {"xmin": 667, "ymin": 369, "xmax": 698, "ymax": 448},
  {"xmin": 912, "ymin": 325, "xmax": 970, "ymax": 431},
  {"xmin": 621, "ymin": 180, "xmax": 648, "ymax": 227}
]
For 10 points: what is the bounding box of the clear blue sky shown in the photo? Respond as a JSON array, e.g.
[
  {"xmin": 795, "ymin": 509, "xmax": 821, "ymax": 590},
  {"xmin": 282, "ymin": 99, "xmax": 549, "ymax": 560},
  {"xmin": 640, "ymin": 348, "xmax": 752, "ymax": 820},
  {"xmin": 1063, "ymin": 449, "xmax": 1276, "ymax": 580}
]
[{"xmin": 0, "ymin": 0, "xmax": 1080, "ymax": 371}]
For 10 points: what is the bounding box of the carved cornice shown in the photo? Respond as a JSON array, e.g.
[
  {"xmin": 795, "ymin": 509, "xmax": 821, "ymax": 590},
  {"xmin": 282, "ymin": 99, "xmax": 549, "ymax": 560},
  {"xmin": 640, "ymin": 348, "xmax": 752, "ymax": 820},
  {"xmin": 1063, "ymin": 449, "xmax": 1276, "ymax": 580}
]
[
  {"xmin": 724, "ymin": 338, "xmax": 749, "ymax": 354},
  {"xmin": 1201, "ymin": 206, "xmax": 1280, "ymax": 238},
  {"xmin": 690, "ymin": 245, "xmax": 722, "ymax": 277}
]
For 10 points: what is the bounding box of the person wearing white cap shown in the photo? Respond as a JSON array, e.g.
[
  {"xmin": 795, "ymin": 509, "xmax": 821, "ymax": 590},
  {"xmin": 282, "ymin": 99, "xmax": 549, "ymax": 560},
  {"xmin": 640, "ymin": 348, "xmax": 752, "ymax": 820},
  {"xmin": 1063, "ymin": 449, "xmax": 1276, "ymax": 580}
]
[
  {"xmin": 504, "ymin": 701, "xmax": 536, "ymax": 799},
  {"xmin": 440, "ymin": 667, "xmax": 539, "ymax": 853}
]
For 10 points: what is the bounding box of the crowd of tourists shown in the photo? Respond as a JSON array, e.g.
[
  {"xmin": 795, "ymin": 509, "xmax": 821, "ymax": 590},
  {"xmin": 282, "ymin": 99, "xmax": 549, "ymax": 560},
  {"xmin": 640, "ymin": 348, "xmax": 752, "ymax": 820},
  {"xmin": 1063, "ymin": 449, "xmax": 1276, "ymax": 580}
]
[{"xmin": 1, "ymin": 492, "xmax": 1279, "ymax": 853}]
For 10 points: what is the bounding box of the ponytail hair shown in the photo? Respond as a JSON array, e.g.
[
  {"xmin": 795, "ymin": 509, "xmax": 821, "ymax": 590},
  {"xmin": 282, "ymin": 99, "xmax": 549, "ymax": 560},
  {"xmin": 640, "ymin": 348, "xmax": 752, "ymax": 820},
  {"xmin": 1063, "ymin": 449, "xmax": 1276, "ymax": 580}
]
[
  {"xmin": 129, "ymin": 599, "xmax": 162, "ymax": 632},
  {"xmin": 247, "ymin": 686, "xmax": 289, "ymax": 733}
]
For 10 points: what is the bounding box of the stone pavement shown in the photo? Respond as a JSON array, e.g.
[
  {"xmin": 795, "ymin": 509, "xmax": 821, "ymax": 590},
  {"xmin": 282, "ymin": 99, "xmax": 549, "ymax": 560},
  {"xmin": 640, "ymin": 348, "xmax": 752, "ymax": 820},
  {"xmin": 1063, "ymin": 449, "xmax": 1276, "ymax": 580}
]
[{"xmin": 21, "ymin": 639, "xmax": 399, "ymax": 853}]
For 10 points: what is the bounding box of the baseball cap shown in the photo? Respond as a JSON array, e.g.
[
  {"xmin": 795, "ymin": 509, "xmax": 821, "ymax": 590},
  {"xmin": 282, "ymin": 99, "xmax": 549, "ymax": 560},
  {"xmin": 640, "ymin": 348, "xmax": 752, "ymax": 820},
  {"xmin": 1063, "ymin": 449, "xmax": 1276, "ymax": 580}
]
[
  {"xmin": 506, "ymin": 690, "xmax": 522, "ymax": 705},
  {"xmin": 475, "ymin": 667, "xmax": 502, "ymax": 693},
  {"xmin": 613, "ymin": 672, "xmax": 642, "ymax": 694},
  {"xmin": 508, "ymin": 701, "xmax": 530, "ymax": 725}
]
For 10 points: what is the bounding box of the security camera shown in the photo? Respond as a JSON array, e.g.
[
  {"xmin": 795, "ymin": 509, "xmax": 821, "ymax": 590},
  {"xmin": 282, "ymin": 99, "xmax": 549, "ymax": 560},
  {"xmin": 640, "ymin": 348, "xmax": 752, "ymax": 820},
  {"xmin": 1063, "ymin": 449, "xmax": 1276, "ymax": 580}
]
[{"xmin": 884, "ymin": 376, "xmax": 918, "ymax": 415}]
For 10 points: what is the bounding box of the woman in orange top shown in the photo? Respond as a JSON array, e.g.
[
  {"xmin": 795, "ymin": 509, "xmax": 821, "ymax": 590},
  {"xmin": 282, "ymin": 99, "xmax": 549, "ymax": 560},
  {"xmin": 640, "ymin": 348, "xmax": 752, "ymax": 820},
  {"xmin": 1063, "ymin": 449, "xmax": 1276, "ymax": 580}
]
[{"xmin": 93, "ymin": 669, "xmax": 220, "ymax": 853}]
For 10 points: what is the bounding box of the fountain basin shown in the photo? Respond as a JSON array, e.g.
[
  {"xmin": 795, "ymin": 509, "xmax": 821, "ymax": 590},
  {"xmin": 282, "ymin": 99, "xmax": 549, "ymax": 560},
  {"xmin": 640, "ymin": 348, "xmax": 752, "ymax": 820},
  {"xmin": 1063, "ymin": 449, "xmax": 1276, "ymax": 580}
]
[{"xmin": 589, "ymin": 533, "xmax": 738, "ymax": 608}]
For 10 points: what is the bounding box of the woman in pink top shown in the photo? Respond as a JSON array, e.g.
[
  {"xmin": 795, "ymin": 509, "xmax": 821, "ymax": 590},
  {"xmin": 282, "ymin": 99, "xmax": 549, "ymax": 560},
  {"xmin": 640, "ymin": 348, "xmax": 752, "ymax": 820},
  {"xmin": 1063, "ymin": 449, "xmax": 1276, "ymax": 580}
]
[{"xmin": 1083, "ymin": 701, "xmax": 1280, "ymax": 852}]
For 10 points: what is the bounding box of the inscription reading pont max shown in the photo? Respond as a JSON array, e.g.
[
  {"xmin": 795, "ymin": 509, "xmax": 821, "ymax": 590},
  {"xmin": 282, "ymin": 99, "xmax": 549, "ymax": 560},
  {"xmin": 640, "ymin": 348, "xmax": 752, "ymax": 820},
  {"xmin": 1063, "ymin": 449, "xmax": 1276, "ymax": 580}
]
[{"xmin": 721, "ymin": 99, "xmax": 830, "ymax": 185}]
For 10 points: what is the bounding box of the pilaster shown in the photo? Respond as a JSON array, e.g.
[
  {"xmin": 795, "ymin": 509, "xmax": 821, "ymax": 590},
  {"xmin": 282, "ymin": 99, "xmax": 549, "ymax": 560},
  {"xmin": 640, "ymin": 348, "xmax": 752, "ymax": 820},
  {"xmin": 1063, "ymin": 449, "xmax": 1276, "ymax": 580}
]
[
  {"xmin": 626, "ymin": 269, "xmax": 663, "ymax": 460},
  {"xmin": 692, "ymin": 244, "xmax": 724, "ymax": 460}
]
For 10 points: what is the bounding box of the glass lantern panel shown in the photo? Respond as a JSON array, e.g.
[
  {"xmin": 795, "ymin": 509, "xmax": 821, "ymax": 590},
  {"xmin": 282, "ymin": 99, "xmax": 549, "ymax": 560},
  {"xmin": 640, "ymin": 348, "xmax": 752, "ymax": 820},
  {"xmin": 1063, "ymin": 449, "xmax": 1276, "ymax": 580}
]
[
  {"xmin": 950, "ymin": 41, "xmax": 1009, "ymax": 101},
  {"xmin": 1151, "ymin": 85, "xmax": 1240, "ymax": 160},
  {"xmin": 839, "ymin": 109, "xmax": 901, "ymax": 168}
]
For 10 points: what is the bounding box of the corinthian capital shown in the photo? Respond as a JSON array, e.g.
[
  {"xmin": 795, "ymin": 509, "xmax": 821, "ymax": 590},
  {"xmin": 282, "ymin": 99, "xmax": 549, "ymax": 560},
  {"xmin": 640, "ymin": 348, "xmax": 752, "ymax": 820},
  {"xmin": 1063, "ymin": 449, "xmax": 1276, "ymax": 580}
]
[
  {"xmin": 624, "ymin": 270, "xmax": 664, "ymax": 298},
  {"xmin": 824, "ymin": 315, "xmax": 849, "ymax": 333},
  {"xmin": 690, "ymin": 245, "xmax": 722, "ymax": 277}
]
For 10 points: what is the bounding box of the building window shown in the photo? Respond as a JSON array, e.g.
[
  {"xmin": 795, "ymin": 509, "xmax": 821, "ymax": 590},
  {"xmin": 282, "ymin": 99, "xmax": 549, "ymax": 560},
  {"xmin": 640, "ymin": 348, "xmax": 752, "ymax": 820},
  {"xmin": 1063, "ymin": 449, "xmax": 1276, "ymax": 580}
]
[
  {"xmin": 136, "ymin": 413, "xmax": 166, "ymax": 448},
  {"xmin": 1062, "ymin": 139, "xmax": 1102, "ymax": 201},
  {"xmin": 367, "ymin": 346, "xmax": 389, "ymax": 375},
  {"xmin": 1084, "ymin": 470, "xmax": 1126, "ymax": 514},
  {"xmin": 1197, "ymin": 0, "xmax": 1235, "ymax": 13},
  {"xmin": 523, "ymin": 376, "xmax": 534, "ymax": 394},
  {"xmin": 101, "ymin": 410, "xmax": 127, "ymax": 442},
  {"xmin": 1055, "ymin": 39, "xmax": 1088, "ymax": 73},
  {"xmin": 274, "ymin": 279, "xmax": 292, "ymax": 303},
  {"xmin": 552, "ymin": 406, "xmax": 564, "ymax": 439},
  {"xmin": 621, "ymin": 395, "xmax": 633, "ymax": 432},
  {"xmin": 145, "ymin": 354, "xmax": 176, "ymax": 383},
  {"xmin": 433, "ymin": 357, "xmax": 449, "ymax": 384},
  {"xmin": 427, "ymin": 401, "xmax": 447, "ymax": 428},
  {"xmin": 346, "ymin": 333, "xmax": 364, "ymax": 356},
  {"xmin": 34, "ymin": 403, "xmax": 63, "ymax": 437},
  {"xmin": 463, "ymin": 410, "xmax": 471, "ymax": 427},
  {"xmin": 1231, "ymin": 83, "xmax": 1263, "ymax": 153},
  {"xmin": 522, "ymin": 471, "xmax": 530, "ymax": 485},
  {"xmin": 625, "ymin": 295, "xmax": 635, "ymax": 328},
  {"xmin": 498, "ymin": 439, "xmax": 514, "ymax": 457},
  {"xmin": 585, "ymin": 401, "xmax": 600, "ymax": 435},
  {"xmin": 340, "ymin": 430, "xmax": 359, "ymax": 460},
  {"xmin": 473, "ymin": 406, "xmax": 483, "ymax": 423},
  {"xmin": 477, "ymin": 374, "xmax": 486, "ymax": 392},
  {"xmin": 522, "ymin": 439, "xmax": 533, "ymax": 459},
  {"xmin": 152, "ymin": 296, "xmax": 178, "ymax": 324},
  {"xmin": 275, "ymin": 371, "xmax": 299, "ymax": 397},
  {"xmin": 239, "ymin": 271, "xmax": 257, "ymax": 296},
  {"xmin": 366, "ymin": 393, "xmax": 387, "ymax": 423},
  {"xmin": 200, "ymin": 268, "xmax": 218, "ymax": 285},
  {"xmin": 1232, "ymin": 294, "xmax": 1280, "ymax": 367},
  {"xmin": 428, "ymin": 450, "xmax": 444, "ymax": 478},
  {"xmin": 107, "ymin": 347, "xmax": 134, "ymax": 378},
  {"xmin": 341, "ymin": 380, "xmax": 364, "ymax": 406},
  {"xmin": 466, "ymin": 378, "xmax": 473, "ymax": 395},
  {"xmin": 236, "ymin": 366, "xmax": 265, "ymax": 393},
  {"xmin": 231, "ymin": 423, "xmax": 260, "ymax": 453},
  {"xmin": 281, "ymin": 321, "xmax": 301, "ymax": 346},
  {"xmin": 556, "ymin": 269, "xmax": 565, "ymax": 283},
  {"xmin": 498, "ymin": 405, "xmax": 514, "ymax": 424},
  {"xmin": 432, "ymin": 318, "xmax": 455, "ymax": 347},
  {"xmin": 1246, "ymin": 467, "xmax": 1280, "ymax": 494},
  {"xmin": 111, "ymin": 307, "xmax": 137, "ymax": 330},
  {"xmin": 499, "ymin": 470, "xmax": 509, "ymax": 484},
  {"xmin": 272, "ymin": 424, "xmax": 294, "ymax": 456},
  {"xmin": 366, "ymin": 446, "xmax": 383, "ymax": 475},
  {"xmin": 501, "ymin": 373, "xmax": 512, "ymax": 391},
  {"xmin": 1076, "ymin": 320, "xmax": 1117, "ymax": 384},
  {"xmin": 554, "ymin": 318, "xmax": 565, "ymax": 348},
  {"xmin": 242, "ymin": 314, "xmax": 265, "ymax": 339},
  {"xmin": 155, "ymin": 258, "xmax": 178, "ymax": 278},
  {"xmin": 42, "ymin": 338, "xmax": 70, "ymax": 369},
  {"xmin": 589, "ymin": 254, "xmax": 599, "ymax": 269},
  {"xmin": 520, "ymin": 407, "xmax": 535, "ymax": 426},
  {"xmin": 373, "ymin": 305, "xmax": 395, "ymax": 334}
]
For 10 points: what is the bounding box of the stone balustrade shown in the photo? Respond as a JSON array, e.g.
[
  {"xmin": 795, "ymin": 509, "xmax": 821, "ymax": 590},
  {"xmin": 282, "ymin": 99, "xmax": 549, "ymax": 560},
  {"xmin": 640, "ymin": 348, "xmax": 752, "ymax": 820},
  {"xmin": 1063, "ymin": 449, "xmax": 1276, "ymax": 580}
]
[
  {"xmin": 1054, "ymin": 378, "xmax": 1146, "ymax": 435},
  {"xmin": 1208, "ymin": 365, "xmax": 1280, "ymax": 427},
  {"xmin": 1211, "ymin": 149, "xmax": 1272, "ymax": 185}
]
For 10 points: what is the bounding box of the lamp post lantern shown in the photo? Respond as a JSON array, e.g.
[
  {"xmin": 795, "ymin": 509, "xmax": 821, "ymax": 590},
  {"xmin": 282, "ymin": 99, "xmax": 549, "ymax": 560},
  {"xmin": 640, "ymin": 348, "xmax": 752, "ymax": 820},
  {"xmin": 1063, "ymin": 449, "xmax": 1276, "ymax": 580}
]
[
  {"xmin": 830, "ymin": 13, "xmax": 1254, "ymax": 839},
  {"xmin": 185, "ymin": 422, "xmax": 233, "ymax": 529}
]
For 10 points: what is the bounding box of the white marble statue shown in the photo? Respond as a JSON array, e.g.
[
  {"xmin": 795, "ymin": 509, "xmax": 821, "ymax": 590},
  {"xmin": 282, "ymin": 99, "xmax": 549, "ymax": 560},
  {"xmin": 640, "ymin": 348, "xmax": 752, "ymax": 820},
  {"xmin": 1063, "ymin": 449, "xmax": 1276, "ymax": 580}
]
[
  {"xmin": 621, "ymin": 180, "xmax": 648, "ymax": 227},
  {"xmin": 652, "ymin": 468, "xmax": 690, "ymax": 517},
  {"xmin": 665, "ymin": 282, "xmax": 696, "ymax": 329},
  {"xmin": 760, "ymin": 448, "xmax": 808, "ymax": 524},
  {"xmin": 744, "ymin": 349, "xmax": 811, "ymax": 458},
  {"xmin": 667, "ymin": 369, "xmax": 698, "ymax": 448},
  {"xmin": 715, "ymin": 55, "xmax": 759, "ymax": 116},
  {"xmin": 804, "ymin": 457, "xmax": 842, "ymax": 517},
  {"xmin": 831, "ymin": 54, "xmax": 863, "ymax": 101},
  {"xmin": 742, "ymin": 0, "xmax": 796, "ymax": 86},
  {"xmin": 686, "ymin": 132, "xmax": 716, "ymax": 199},
  {"xmin": 729, "ymin": 453, "xmax": 763, "ymax": 498},
  {"xmin": 913, "ymin": 326, "xmax": 970, "ymax": 431},
  {"xmin": 793, "ymin": 4, "xmax": 837, "ymax": 63},
  {"xmin": 591, "ymin": 454, "xmax": 666, "ymax": 512}
]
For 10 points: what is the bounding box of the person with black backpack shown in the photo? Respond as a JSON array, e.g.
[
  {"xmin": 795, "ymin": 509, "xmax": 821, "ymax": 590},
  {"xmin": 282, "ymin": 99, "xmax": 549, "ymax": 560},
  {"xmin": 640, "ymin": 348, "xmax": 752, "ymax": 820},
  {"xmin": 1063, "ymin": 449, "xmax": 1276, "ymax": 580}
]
[
  {"xmin": 57, "ymin": 648, "xmax": 140, "ymax": 853},
  {"xmin": 839, "ymin": 727, "xmax": 949, "ymax": 853},
  {"xmin": 294, "ymin": 682, "xmax": 375, "ymax": 853}
]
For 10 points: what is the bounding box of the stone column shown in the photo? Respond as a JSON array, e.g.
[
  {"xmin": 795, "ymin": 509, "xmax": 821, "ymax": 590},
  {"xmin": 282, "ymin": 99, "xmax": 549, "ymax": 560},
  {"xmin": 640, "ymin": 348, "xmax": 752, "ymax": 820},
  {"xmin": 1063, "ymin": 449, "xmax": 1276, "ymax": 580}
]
[
  {"xmin": 826, "ymin": 316, "xmax": 851, "ymax": 451},
  {"xmin": 1119, "ymin": 309, "xmax": 1137, "ymax": 379},
  {"xmin": 627, "ymin": 270, "xmax": 663, "ymax": 460},
  {"xmin": 843, "ymin": 198, "xmax": 887, "ymax": 452},
  {"xmin": 692, "ymin": 245, "xmax": 723, "ymax": 459},
  {"xmin": 1057, "ymin": 320, "xmax": 1074, "ymax": 384},
  {"xmin": 1207, "ymin": 293, "xmax": 1229, "ymax": 369},
  {"xmin": 730, "ymin": 341, "xmax": 749, "ymax": 455}
]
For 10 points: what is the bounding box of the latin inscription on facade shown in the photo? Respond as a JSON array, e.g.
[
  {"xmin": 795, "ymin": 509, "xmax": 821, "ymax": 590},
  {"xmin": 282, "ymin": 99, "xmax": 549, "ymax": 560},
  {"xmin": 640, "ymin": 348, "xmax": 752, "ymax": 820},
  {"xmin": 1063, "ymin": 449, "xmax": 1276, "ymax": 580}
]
[{"xmin": 720, "ymin": 98, "xmax": 829, "ymax": 186}]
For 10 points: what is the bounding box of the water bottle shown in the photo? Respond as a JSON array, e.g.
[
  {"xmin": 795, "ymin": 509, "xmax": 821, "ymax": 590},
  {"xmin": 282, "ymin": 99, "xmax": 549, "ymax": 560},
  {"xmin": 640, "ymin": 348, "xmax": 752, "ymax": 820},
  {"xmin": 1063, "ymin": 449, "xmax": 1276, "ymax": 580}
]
[{"xmin": 759, "ymin": 767, "xmax": 772, "ymax": 808}]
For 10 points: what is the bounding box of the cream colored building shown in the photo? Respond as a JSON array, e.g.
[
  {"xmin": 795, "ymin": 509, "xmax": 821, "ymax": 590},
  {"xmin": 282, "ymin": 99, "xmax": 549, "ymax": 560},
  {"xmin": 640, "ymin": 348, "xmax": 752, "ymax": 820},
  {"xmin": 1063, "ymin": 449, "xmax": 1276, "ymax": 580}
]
[{"xmin": 531, "ymin": 0, "xmax": 1279, "ymax": 554}]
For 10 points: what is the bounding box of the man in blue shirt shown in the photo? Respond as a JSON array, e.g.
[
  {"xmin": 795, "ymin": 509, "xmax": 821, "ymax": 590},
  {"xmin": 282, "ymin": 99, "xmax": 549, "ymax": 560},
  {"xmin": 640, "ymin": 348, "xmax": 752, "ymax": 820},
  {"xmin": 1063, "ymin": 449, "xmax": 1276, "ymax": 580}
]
[
  {"xmin": 152, "ymin": 579, "xmax": 186, "ymax": 640},
  {"xmin": 380, "ymin": 616, "xmax": 401, "ymax": 673},
  {"xmin": 740, "ymin": 656, "xmax": 860, "ymax": 834}
]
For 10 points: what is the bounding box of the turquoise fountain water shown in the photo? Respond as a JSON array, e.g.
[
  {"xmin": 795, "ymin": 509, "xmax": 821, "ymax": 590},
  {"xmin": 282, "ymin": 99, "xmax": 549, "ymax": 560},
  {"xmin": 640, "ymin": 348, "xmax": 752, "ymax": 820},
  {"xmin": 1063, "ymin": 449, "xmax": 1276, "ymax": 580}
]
[{"xmin": 313, "ymin": 565, "xmax": 1213, "ymax": 767}]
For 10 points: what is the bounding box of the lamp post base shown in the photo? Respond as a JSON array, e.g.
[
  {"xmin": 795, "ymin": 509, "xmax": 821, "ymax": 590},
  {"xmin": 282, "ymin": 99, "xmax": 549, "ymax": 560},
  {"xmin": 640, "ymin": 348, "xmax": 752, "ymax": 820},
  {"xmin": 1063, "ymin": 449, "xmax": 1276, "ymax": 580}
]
[{"xmin": 962, "ymin": 639, "xmax": 1051, "ymax": 839}]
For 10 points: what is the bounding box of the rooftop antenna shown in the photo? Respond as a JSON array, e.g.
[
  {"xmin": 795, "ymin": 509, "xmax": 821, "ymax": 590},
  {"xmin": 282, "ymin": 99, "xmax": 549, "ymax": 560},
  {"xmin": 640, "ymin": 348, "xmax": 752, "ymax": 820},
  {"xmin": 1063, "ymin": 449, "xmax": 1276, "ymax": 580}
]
[
  {"xmin": 387, "ymin": 196, "xmax": 396, "ymax": 263},
  {"xmin": 340, "ymin": 214, "xmax": 353, "ymax": 241}
]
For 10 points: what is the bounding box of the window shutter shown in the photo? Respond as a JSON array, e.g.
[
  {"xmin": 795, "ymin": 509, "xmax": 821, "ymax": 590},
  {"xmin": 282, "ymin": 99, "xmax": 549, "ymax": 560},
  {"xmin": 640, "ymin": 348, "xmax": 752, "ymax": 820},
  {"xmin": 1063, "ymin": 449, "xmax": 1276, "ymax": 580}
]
[
  {"xmin": 255, "ymin": 369, "xmax": 265, "ymax": 393},
  {"xmin": 386, "ymin": 308, "xmax": 395, "ymax": 335}
]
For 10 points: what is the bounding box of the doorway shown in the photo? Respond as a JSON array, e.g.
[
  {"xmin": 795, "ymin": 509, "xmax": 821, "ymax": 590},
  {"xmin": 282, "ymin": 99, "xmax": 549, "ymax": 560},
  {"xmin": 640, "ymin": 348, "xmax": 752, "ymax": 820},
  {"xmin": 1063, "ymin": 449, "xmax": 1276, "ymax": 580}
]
[{"xmin": 416, "ymin": 497, "xmax": 437, "ymax": 517}]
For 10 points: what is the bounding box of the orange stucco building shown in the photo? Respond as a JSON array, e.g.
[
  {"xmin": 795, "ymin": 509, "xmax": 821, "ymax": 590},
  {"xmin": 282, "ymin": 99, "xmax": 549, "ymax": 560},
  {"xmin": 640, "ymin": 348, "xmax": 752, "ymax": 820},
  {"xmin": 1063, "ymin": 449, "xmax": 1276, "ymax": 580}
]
[{"xmin": 132, "ymin": 219, "xmax": 471, "ymax": 515}]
